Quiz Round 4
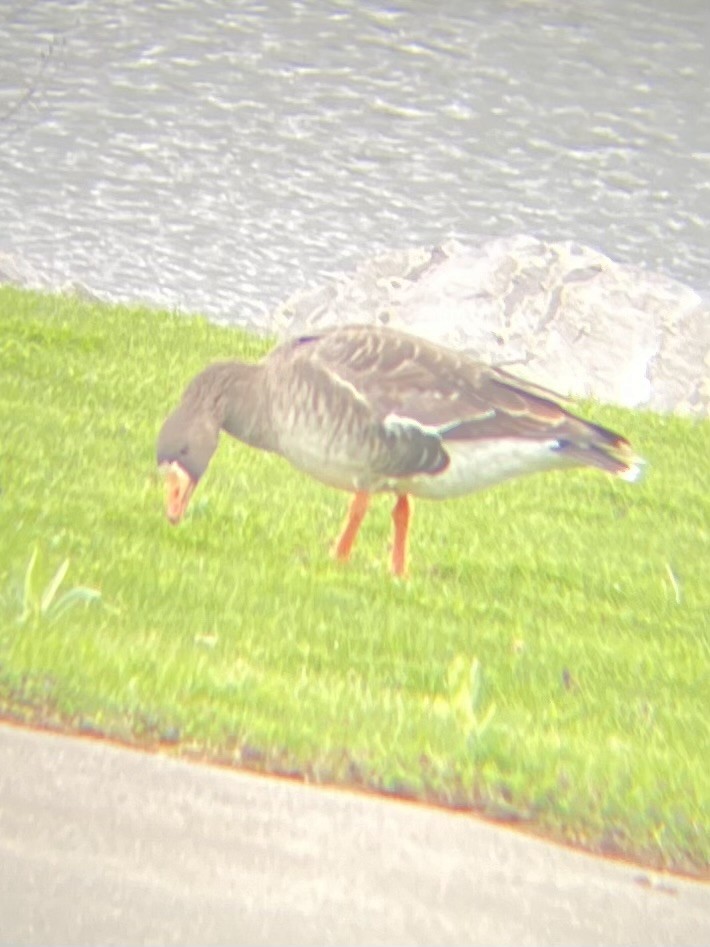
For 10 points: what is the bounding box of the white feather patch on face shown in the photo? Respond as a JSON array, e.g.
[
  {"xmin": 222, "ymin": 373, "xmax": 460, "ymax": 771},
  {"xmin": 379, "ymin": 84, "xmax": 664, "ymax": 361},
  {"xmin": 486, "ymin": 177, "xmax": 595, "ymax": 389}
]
[{"xmin": 161, "ymin": 461, "xmax": 196, "ymax": 524}]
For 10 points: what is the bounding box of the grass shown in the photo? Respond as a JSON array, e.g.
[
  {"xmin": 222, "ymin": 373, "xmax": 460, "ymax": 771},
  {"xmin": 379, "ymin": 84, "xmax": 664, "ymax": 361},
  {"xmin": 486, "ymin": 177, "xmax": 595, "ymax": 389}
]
[{"xmin": 0, "ymin": 285, "xmax": 708, "ymax": 876}]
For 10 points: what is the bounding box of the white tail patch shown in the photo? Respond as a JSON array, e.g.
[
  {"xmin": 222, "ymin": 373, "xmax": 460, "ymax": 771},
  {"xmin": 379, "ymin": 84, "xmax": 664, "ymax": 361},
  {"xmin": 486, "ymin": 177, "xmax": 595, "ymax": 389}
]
[
  {"xmin": 404, "ymin": 438, "xmax": 566, "ymax": 499},
  {"xmin": 617, "ymin": 456, "xmax": 646, "ymax": 483}
]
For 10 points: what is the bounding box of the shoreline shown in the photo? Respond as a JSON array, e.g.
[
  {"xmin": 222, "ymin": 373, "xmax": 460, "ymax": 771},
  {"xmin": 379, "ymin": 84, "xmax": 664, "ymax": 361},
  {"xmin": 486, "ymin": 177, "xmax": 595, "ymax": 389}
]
[{"xmin": 2, "ymin": 236, "xmax": 708, "ymax": 417}]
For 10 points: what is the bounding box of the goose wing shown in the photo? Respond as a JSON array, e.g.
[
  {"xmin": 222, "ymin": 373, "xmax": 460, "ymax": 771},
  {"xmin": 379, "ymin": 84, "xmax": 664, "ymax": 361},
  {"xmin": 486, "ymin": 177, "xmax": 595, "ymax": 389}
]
[
  {"xmin": 284, "ymin": 325, "xmax": 573, "ymax": 435},
  {"xmin": 269, "ymin": 326, "xmax": 633, "ymax": 481}
]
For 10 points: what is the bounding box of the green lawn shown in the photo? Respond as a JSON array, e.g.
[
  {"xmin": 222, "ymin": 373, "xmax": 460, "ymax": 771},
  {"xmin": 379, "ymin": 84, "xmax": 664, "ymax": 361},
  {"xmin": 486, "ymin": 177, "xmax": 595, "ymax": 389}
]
[{"xmin": 0, "ymin": 286, "xmax": 708, "ymax": 876}]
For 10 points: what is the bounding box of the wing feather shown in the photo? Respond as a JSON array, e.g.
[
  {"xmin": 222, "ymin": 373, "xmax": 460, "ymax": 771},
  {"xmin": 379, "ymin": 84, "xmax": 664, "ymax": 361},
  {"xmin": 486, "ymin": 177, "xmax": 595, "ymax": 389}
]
[
  {"xmin": 283, "ymin": 326, "xmax": 574, "ymax": 442},
  {"xmin": 270, "ymin": 326, "xmax": 633, "ymax": 481}
]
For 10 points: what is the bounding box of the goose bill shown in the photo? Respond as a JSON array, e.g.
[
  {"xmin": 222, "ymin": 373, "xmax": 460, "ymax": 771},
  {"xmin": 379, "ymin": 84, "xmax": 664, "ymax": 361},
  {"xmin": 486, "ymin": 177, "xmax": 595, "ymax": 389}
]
[{"xmin": 161, "ymin": 462, "xmax": 196, "ymax": 524}]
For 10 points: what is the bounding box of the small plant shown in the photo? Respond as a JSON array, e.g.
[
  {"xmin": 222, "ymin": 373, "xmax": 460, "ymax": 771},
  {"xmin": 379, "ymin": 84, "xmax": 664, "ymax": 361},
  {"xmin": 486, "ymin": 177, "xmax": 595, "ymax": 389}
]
[
  {"xmin": 18, "ymin": 548, "xmax": 101, "ymax": 627},
  {"xmin": 432, "ymin": 655, "xmax": 497, "ymax": 752}
]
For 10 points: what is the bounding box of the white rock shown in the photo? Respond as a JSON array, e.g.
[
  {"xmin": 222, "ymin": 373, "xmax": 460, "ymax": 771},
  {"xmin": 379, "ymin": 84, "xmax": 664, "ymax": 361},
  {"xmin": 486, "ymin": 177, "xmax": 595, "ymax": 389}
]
[{"xmin": 272, "ymin": 236, "xmax": 709, "ymax": 417}]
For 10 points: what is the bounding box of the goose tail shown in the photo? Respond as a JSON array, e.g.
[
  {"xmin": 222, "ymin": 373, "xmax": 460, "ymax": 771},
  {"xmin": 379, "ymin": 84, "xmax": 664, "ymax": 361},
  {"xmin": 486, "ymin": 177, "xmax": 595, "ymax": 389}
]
[{"xmin": 555, "ymin": 421, "xmax": 646, "ymax": 482}]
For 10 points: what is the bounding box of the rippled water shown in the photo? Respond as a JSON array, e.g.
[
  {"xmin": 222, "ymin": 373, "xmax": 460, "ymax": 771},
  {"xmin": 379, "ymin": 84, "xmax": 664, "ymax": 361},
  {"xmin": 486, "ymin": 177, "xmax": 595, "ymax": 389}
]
[{"xmin": 0, "ymin": 0, "xmax": 708, "ymax": 326}]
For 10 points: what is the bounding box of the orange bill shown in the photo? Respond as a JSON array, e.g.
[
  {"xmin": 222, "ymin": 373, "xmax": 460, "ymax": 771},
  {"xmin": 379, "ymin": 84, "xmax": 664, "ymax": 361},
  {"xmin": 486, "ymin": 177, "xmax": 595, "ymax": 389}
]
[{"xmin": 161, "ymin": 462, "xmax": 196, "ymax": 524}]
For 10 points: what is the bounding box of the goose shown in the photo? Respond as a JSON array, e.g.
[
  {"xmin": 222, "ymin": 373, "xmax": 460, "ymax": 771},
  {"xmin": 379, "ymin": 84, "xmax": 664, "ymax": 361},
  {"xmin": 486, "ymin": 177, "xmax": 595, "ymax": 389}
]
[{"xmin": 156, "ymin": 324, "xmax": 643, "ymax": 575}]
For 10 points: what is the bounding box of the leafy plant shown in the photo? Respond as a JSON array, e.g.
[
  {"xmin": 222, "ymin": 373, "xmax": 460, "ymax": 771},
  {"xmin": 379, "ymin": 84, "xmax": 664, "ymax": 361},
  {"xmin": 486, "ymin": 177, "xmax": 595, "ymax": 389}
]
[
  {"xmin": 432, "ymin": 655, "xmax": 497, "ymax": 753},
  {"xmin": 18, "ymin": 547, "xmax": 102, "ymax": 627}
]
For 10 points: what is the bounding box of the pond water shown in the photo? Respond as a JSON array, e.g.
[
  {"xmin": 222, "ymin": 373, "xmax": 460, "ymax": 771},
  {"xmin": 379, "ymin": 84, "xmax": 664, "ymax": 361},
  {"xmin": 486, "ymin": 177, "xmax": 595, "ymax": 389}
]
[{"xmin": 0, "ymin": 0, "xmax": 708, "ymax": 326}]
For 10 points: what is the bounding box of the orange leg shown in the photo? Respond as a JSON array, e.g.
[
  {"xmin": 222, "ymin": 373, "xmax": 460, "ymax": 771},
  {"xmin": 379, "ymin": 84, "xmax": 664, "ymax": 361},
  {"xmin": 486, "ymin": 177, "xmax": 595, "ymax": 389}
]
[
  {"xmin": 391, "ymin": 494, "xmax": 411, "ymax": 577},
  {"xmin": 334, "ymin": 491, "xmax": 370, "ymax": 562}
]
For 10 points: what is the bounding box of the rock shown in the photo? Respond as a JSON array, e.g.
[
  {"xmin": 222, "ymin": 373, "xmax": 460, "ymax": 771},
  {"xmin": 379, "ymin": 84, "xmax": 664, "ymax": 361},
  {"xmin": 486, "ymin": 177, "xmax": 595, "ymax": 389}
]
[{"xmin": 271, "ymin": 236, "xmax": 709, "ymax": 417}]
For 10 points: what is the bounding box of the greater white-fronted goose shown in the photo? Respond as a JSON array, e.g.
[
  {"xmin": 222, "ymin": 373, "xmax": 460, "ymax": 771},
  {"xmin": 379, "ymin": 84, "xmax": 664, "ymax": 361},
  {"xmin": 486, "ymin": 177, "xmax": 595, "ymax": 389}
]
[{"xmin": 156, "ymin": 324, "xmax": 643, "ymax": 575}]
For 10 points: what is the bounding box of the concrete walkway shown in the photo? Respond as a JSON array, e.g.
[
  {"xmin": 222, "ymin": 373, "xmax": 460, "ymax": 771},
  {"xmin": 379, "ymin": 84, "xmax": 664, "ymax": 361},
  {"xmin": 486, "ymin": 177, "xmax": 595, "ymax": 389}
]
[{"xmin": 0, "ymin": 723, "xmax": 707, "ymax": 945}]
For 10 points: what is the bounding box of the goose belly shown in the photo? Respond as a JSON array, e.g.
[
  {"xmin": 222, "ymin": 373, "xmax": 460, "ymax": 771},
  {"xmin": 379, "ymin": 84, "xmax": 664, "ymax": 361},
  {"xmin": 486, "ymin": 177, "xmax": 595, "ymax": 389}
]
[
  {"xmin": 401, "ymin": 438, "xmax": 570, "ymax": 500},
  {"xmin": 277, "ymin": 431, "xmax": 374, "ymax": 492}
]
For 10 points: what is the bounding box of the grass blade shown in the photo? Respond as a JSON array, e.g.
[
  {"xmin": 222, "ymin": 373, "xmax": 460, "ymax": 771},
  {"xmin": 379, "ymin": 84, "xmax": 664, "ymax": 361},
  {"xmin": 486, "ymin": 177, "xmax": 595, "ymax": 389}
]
[
  {"xmin": 48, "ymin": 587, "xmax": 102, "ymax": 624},
  {"xmin": 19, "ymin": 547, "xmax": 38, "ymax": 625},
  {"xmin": 40, "ymin": 558, "xmax": 71, "ymax": 615}
]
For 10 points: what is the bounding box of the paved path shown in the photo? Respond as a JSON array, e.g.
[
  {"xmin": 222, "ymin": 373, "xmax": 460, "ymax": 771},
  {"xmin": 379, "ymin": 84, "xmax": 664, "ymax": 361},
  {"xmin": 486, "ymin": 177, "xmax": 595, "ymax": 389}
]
[{"xmin": 0, "ymin": 723, "xmax": 707, "ymax": 945}]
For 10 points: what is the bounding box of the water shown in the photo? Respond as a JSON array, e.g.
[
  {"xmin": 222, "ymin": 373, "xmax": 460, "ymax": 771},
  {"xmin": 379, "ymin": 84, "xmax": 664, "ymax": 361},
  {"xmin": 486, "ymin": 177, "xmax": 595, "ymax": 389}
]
[{"xmin": 0, "ymin": 0, "xmax": 708, "ymax": 326}]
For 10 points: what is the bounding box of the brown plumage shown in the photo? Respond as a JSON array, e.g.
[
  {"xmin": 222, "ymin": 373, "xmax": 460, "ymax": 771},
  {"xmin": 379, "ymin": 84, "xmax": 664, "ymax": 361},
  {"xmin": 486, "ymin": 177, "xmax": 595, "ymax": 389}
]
[{"xmin": 157, "ymin": 324, "xmax": 644, "ymax": 575}]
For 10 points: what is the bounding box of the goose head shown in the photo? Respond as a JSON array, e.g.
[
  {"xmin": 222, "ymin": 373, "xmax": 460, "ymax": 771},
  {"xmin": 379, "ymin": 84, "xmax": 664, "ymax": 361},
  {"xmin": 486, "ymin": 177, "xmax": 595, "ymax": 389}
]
[{"xmin": 156, "ymin": 403, "xmax": 220, "ymax": 524}]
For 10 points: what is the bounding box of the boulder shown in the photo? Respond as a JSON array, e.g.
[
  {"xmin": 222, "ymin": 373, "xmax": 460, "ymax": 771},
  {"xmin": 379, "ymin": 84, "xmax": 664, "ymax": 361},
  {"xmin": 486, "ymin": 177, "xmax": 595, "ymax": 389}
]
[{"xmin": 271, "ymin": 236, "xmax": 709, "ymax": 417}]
